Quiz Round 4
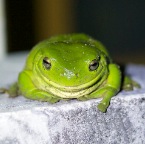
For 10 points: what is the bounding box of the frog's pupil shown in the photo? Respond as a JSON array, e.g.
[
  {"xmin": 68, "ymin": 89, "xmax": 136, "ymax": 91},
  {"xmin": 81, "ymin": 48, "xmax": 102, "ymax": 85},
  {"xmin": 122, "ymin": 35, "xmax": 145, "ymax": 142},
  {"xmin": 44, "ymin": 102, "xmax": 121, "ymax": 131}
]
[
  {"xmin": 43, "ymin": 57, "xmax": 51, "ymax": 69},
  {"xmin": 89, "ymin": 59, "xmax": 99, "ymax": 71}
]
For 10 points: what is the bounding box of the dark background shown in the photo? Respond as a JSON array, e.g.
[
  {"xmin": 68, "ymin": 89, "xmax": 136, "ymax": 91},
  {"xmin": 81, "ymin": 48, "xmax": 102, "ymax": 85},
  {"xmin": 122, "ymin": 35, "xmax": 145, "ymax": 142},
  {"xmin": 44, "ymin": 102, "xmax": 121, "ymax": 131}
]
[{"xmin": 5, "ymin": 0, "xmax": 145, "ymax": 64}]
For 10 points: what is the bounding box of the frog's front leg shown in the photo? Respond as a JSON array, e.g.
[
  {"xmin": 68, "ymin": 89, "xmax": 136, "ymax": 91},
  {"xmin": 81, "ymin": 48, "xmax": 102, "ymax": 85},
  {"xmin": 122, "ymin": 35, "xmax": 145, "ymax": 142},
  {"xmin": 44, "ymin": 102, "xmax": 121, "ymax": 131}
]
[
  {"xmin": 18, "ymin": 71, "xmax": 61, "ymax": 103},
  {"xmin": 79, "ymin": 64, "xmax": 121, "ymax": 112}
]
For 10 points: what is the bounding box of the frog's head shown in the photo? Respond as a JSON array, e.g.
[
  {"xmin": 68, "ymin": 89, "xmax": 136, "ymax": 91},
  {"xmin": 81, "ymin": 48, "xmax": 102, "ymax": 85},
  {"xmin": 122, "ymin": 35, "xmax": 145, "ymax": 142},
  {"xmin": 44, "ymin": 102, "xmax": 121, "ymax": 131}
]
[{"xmin": 33, "ymin": 40, "xmax": 110, "ymax": 94}]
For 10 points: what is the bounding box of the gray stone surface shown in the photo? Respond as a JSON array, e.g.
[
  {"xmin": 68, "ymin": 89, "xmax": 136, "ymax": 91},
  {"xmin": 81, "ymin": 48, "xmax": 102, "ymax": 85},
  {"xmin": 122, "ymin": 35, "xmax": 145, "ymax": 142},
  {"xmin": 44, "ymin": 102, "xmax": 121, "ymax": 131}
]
[{"xmin": 0, "ymin": 53, "xmax": 145, "ymax": 144}]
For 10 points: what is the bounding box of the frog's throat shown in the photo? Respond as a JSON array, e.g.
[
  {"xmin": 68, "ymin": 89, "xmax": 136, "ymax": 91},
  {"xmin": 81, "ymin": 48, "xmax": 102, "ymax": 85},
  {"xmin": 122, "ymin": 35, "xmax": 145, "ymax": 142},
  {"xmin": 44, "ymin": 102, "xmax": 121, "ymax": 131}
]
[{"xmin": 34, "ymin": 65, "xmax": 108, "ymax": 98}]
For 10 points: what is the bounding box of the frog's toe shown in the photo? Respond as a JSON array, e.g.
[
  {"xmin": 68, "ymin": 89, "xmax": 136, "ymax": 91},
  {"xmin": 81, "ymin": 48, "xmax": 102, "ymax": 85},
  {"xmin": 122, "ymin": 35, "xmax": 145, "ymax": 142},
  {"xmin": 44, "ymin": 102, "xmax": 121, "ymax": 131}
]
[
  {"xmin": 48, "ymin": 97, "xmax": 61, "ymax": 103},
  {"xmin": 77, "ymin": 96, "xmax": 88, "ymax": 101},
  {"xmin": 123, "ymin": 83, "xmax": 133, "ymax": 91},
  {"xmin": 123, "ymin": 76, "xmax": 141, "ymax": 91},
  {"xmin": 132, "ymin": 81, "xmax": 141, "ymax": 89},
  {"xmin": 97, "ymin": 102, "xmax": 109, "ymax": 113},
  {"xmin": 123, "ymin": 80, "xmax": 141, "ymax": 91},
  {"xmin": 0, "ymin": 88, "xmax": 7, "ymax": 93}
]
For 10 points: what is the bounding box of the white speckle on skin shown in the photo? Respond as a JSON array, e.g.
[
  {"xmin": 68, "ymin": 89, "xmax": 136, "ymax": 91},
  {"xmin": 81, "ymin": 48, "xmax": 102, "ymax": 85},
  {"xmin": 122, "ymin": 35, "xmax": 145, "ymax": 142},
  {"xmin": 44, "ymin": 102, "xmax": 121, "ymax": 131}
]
[{"xmin": 63, "ymin": 68, "xmax": 75, "ymax": 79}]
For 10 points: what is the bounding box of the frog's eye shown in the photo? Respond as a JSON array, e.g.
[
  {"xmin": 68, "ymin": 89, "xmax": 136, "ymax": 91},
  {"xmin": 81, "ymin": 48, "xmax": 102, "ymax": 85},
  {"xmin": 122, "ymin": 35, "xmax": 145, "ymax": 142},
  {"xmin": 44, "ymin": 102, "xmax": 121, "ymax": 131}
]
[
  {"xmin": 89, "ymin": 59, "xmax": 99, "ymax": 71},
  {"xmin": 43, "ymin": 57, "xmax": 51, "ymax": 70}
]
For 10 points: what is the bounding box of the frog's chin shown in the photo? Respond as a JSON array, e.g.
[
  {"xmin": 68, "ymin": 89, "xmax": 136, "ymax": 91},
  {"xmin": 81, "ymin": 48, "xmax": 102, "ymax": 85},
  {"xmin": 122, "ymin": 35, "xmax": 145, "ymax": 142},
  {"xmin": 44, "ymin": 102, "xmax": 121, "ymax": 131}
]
[
  {"xmin": 35, "ymin": 68, "xmax": 108, "ymax": 98},
  {"xmin": 44, "ymin": 74, "xmax": 107, "ymax": 98}
]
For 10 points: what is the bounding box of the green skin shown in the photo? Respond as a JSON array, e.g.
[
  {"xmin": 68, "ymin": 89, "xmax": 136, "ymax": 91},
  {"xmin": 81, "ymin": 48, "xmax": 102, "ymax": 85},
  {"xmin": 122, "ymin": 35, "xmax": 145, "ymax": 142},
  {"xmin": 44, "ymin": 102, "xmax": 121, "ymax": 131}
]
[{"xmin": 0, "ymin": 34, "xmax": 140, "ymax": 112}]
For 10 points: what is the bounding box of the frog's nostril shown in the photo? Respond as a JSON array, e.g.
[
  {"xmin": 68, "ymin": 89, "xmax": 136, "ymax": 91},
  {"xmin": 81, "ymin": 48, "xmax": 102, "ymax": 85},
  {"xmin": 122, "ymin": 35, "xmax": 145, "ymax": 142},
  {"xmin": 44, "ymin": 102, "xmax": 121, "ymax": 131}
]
[{"xmin": 75, "ymin": 73, "xmax": 79, "ymax": 78}]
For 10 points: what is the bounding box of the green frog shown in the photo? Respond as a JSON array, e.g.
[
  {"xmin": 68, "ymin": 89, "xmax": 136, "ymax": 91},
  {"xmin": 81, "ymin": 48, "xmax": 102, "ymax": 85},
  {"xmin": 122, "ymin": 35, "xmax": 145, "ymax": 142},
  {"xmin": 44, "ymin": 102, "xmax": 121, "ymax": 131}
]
[{"xmin": 0, "ymin": 34, "xmax": 140, "ymax": 112}]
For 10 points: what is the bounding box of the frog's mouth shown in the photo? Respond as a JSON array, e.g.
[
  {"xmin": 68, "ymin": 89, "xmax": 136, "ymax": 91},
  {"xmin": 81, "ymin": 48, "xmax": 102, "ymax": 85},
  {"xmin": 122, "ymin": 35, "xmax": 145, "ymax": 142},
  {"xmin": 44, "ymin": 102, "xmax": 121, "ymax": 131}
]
[{"xmin": 34, "ymin": 65, "xmax": 108, "ymax": 98}]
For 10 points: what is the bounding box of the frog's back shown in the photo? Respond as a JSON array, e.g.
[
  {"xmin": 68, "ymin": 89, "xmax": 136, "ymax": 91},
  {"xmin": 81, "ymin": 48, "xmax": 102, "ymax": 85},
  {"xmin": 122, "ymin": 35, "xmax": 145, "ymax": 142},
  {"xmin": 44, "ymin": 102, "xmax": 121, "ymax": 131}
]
[
  {"xmin": 48, "ymin": 33, "xmax": 109, "ymax": 56},
  {"xmin": 48, "ymin": 33, "xmax": 90, "ymax": 42}
]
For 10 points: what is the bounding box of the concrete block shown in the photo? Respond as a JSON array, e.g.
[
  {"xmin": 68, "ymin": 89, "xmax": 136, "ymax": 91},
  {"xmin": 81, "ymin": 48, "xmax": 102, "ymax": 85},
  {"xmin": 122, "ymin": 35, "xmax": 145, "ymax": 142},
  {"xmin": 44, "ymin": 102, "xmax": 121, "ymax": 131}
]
[{"xmin": 0, "ymin": 54, "xmax": 145, "ymax": 144}]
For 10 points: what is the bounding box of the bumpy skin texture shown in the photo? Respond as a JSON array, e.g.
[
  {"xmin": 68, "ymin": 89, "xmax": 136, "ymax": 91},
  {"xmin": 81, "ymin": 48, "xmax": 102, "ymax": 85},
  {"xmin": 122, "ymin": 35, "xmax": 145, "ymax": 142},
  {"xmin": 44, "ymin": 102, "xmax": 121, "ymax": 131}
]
[{"xmin": 0, "ymin": 34, "xmax": 140, "ymax": 112}]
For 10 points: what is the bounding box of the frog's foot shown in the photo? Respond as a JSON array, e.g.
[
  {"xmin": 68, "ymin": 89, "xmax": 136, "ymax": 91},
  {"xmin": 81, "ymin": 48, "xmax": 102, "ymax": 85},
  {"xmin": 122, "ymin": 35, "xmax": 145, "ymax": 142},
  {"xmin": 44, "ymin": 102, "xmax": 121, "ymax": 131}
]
[
  {"xmin": 85, "ymin": 87, "xmax": 118, "ymax": 113},
  {"xmin": 96, "ymin": 90, "xmax": 111, "ymax": 113},
  {"xmin": 77, "ymin": 95, "xmax": 89, "ymax": 101},
  {"xmin": 8, "ymin": 82, "xmax": 19, "ymax": 97},
  {"xmin": 25, "ymin": 89, "xmax": 61, "ymax": 104},
  {"xmin": 32, "ymin": 94, "xmax": 60, "ymax": 104},
  {"xmin": 77, "ymin": 95, "xmax": 109, "ymax": 112},
  {"xmin": 0, "ymin": 87, "xmax": 18, "ymax": 97},
  {"xmin": 97, "ymin": 100, "xmax": 110, "ymax": 113},
  {"xmin": 0, "ymin": 88, "xmax": 7, "ymax": 94},
  {"xmin": 29, "ymin": 94, "xmax": 61, "ymax": 104},
  {"xmin": 123, "ymin": 76, "xmax": 141, "ymax": 91},
  {"xmin": 48, "ymin": 96, "xmax": 62, "ymax": 103},
  {"xmin": 0, "ymin": 83, "xmax": 19, "ymax": 97}
]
